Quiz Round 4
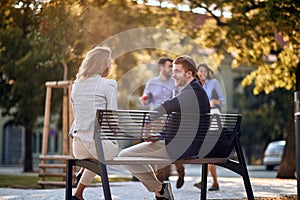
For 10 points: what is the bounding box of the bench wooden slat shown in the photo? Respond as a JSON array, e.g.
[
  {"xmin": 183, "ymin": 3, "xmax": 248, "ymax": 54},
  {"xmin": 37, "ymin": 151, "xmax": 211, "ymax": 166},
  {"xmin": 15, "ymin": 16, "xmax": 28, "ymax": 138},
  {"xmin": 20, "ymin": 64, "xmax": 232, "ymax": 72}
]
[
  {"xmin": 39, "ymin": 181, "xmax": 66, "ymax": 187},
  {"xmin": 39, "ymin": 172, "xmax": 66, "ymax": 177},
  {"xmin": 39, "ymin": 163, "xmax": 67, "ymax": 168},
  {"xmin": 40, "ymin": 155, "xmax": 73, "ymax": 160}
]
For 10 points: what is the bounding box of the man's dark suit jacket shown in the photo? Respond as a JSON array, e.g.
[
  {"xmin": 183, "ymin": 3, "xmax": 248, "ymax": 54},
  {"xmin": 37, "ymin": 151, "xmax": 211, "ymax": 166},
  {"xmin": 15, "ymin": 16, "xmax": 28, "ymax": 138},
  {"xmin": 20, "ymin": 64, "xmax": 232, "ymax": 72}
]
[{"xmin": 152, "ymin": 79, "xmax": 211, "ymax": 160}]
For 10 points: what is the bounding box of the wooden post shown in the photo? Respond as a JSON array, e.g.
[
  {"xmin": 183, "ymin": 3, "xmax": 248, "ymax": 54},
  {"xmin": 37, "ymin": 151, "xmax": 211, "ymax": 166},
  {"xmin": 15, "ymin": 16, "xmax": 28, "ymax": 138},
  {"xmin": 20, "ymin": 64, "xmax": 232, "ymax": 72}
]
[
  {"xmin": 42, "ymin": 80, "xmax": 73, "ymax": 156},
  {"xmin": 40, "ymin": 85, "xmax": 52, "ymax": 183},
  {"xmin": 39, "ymin": 80, "xmax": 75, "ymax": 187},
  {"xmin": 62, "ymin": 89, "xmax": 69, "ymax": 156},
  {"xmin": 42, "ymin": 86, "xmax": 52, "ymax": 156}
]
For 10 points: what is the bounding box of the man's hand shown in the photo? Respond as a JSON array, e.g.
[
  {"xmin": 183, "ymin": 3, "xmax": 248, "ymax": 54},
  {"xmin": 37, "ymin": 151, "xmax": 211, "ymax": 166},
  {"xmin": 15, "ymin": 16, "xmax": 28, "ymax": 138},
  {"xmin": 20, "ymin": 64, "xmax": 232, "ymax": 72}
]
[
  {"xmin": 139, "ymin": 95, "xmax": 148, "ymax": 105},
  {"xmin": 144, "ymin": 133, "xmax": 163, "ymax": 142}
]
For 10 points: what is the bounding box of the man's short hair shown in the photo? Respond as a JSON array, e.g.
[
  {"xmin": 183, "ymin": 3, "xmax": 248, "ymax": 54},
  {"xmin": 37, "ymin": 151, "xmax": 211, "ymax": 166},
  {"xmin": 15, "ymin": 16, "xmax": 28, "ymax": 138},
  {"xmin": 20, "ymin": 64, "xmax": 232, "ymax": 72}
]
[
  {"xmin": 173, "ymin": 55, "xmax": 197, "ymax": 77},
  {"xmin": 158, "ymin": 57, "xmax": 173, "ymax": 66}
]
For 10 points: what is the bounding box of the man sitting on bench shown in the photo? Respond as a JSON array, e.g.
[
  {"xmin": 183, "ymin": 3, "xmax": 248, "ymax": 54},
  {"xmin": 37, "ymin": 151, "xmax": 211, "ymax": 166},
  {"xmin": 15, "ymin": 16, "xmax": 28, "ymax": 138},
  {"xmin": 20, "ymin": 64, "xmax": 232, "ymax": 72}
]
[{"xmin": 118, "ymin": 55, "xmax": 210, "ymax": 200}]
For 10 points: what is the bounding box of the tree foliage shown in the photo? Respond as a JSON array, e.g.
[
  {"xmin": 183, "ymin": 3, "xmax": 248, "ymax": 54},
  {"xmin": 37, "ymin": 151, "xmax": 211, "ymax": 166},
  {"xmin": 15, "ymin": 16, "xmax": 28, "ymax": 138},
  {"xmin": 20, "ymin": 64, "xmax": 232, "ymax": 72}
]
[
  {"xmin": 0, "ymin": 0, "xmax": 51, "ymax": 171},
  {"xmin": 185, "ymin": 0, "xmax": 300, "ymax": 95},
  {"xmin": 238, "ymin": 86, "xmax": 293, "ymax": 164},
  {"xmin": 0, "ymin": 0, "xmax": 86, "ymax": 171}
]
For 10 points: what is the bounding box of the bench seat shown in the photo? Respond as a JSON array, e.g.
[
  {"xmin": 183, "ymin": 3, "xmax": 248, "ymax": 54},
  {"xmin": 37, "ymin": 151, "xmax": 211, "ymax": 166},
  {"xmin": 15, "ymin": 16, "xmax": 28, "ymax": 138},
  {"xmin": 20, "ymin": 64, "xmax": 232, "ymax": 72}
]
[{"xmin": 106, "ymin": 157, "xmax": 230, "ymax": 165}]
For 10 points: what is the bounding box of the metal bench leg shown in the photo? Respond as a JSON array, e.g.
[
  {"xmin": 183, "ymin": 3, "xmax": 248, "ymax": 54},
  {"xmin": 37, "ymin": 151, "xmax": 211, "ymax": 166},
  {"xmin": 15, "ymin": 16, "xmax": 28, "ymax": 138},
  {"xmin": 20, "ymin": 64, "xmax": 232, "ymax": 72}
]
[
  {"xmin": 99, "ymin": 162, "xmax": 112, "ymax": 200},
  {"xmin": 65, "ymin": 159, "xmax": 112, "ymax": 200},
  {"xmin": 242, "ymin": 173, "xmax": 254, "ymax": 200},
  {"xmin": 235, "ymin": 138, "xmax": 254, "ymax": 200},
  {"xmin": 66, "ymin": 159, "xmax": 74, "ymax": 200},
  {"xmin": 201, "ymin": 164, "xmax": 208, "ymax": 200}
]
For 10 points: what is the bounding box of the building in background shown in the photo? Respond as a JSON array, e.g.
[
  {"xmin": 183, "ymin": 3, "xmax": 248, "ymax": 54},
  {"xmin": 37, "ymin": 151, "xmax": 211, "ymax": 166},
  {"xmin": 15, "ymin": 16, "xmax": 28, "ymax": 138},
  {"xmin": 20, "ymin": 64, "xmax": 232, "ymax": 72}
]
[{"xmin": 0, "ymin": 112, "xmax": 63, "ymax": 168}]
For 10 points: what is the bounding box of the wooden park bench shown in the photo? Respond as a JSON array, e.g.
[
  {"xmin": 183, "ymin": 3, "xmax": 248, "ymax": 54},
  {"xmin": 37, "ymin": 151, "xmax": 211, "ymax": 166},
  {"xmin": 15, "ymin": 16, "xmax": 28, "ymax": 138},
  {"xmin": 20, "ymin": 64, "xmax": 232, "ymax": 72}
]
[{"xmin": 65, "ymin": 109, "xmax": 254, "ymax": 200}]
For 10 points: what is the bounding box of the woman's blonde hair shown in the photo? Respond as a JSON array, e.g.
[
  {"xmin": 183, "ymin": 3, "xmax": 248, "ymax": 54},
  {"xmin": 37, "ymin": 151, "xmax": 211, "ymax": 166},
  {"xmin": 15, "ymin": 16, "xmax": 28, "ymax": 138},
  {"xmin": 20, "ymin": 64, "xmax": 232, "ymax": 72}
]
[{"xmin": 76, "ymin": 46, "xmax": 111, "ymax": 80}]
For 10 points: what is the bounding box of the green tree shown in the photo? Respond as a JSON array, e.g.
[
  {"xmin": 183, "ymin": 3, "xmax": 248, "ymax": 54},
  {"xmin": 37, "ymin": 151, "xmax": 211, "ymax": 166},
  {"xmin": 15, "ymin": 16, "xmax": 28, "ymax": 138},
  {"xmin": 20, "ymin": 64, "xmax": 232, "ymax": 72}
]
[
  {"xmin": 0, "ymin": 0, "xmax": 89, "ymax": 171},
  {"xmin": 0, "ymin": 0, "xmax": 65, "ymax": 171},
  {"xmin": 187, "ymin": 0, "xmax": 299, "ymax": 178},
  {"xmin": 238, "ymin": 86, "xmax": 293, "ymax": 164}
]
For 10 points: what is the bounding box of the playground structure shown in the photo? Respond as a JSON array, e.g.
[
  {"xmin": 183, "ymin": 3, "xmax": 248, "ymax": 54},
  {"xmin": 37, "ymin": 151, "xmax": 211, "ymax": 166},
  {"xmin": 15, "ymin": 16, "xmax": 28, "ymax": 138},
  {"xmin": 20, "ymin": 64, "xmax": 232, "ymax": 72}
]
[{"xmin": 39, "ymin": 80, "xmax": 74, "ymax": 187}]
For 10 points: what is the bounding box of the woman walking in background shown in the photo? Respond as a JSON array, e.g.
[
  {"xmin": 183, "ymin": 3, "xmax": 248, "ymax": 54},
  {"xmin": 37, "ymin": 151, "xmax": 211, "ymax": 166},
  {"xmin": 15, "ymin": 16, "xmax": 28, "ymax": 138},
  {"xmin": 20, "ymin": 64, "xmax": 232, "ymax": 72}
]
[{"xmin": 194, "ymin": 63, "xmax": 225, "ymax": 191}]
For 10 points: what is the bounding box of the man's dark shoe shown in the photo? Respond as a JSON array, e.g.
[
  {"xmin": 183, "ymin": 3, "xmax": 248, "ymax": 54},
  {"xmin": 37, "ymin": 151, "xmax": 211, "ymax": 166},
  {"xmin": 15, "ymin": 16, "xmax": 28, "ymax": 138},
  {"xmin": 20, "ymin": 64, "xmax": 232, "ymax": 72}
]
[
  {"xmin": 155, "ymin": 181, "xmax": 174, "ymax": 200},
  {"xmin": 176, "ymin": 175, "xmax": 184, "ymax": 189},
  {"xmin": 155, "ymin": 197, "xmax": 168, "ymax": 200},
  {"xmin": 193, "ymin": 182, "xmax": 201, "ymax": 190}
]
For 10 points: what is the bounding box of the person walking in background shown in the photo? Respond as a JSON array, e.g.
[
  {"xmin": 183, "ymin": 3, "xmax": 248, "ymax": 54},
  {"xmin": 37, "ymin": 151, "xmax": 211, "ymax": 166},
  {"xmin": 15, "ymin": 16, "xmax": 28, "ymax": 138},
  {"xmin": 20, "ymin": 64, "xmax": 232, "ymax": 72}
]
[
  {"xmin": 140, "ymin": 57, "xmax": 176, "ymax": 109},
  {"xmin": 194, "ymin": 62, "xmax": 225, "ymax": 191},
  {"xmin": 119, "ymin": 55, "xmax": 210, "ymax": 200},
  {"xmin": 69, "ymin": 46, "xmax": 119, "ymax": 200},
  {"xmin": 197, "ymin": 63, "xmax": 225, "ymax": 115},
  {"xmin": 140, "ymin": 57, "xmax": 185, "ymax": 189}
]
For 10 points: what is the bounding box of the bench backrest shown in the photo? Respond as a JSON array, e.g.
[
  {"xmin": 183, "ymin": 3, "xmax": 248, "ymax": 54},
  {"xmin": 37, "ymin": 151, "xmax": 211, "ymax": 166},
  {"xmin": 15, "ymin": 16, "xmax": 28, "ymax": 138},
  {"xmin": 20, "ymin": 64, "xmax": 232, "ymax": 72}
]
[{"xmin": 94, "ymin": 109, "xmax": 242, "ymax": 159}]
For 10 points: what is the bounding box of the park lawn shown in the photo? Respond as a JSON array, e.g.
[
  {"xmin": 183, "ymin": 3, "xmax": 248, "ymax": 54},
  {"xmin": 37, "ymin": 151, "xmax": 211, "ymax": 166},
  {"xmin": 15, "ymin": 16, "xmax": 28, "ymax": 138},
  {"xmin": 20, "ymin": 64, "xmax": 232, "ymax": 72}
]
[
  {"xmin": 0, "ymin": 174, "xmax": 132, "ymax": 189},
  {"xmin": 0, "ymin": 175, "xmax": 41, "ymax": 189}
]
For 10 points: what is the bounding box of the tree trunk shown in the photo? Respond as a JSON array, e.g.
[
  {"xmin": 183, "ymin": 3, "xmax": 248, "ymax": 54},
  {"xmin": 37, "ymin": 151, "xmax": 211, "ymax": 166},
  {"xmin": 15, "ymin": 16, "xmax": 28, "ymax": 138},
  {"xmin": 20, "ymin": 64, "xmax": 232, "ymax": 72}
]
[
  {"xmin": 62, "ymin": 59, "xmax": 68, "ymax": 81},
  {"xmin": 276, "ymin": 63, "xmax": 300, "ymax": 178},
  {"xmin": 24, "ymin": 128, "xmax": 33, "ymax": 172},
  {"xmin": 276, "ymin": 110, "xmax": 296, "ymax": 178}
]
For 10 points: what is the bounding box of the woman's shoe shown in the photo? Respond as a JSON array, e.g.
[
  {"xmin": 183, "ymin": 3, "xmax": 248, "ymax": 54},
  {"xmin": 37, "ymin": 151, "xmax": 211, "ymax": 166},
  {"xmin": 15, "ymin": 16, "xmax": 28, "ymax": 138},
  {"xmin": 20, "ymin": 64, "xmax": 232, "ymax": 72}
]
[
  {"xmin": 72, "ymin": 196, "xmax": 80, "ymax": 200},
  {"xmin": 208, "ymin": 183, "xmax": 219, "ymax": 191}
]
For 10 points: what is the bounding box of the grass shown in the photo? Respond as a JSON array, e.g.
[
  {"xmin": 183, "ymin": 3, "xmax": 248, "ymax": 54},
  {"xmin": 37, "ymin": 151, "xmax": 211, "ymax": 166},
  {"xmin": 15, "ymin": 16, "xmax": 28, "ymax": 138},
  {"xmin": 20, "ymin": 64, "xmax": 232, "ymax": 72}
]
[
  {"xmin": 0, "ymin": 174, "xmax": 132, "ymax": 189},
  {"xmin": 0, "ymin": 174, "xmax": 41, "ymax": 189}
]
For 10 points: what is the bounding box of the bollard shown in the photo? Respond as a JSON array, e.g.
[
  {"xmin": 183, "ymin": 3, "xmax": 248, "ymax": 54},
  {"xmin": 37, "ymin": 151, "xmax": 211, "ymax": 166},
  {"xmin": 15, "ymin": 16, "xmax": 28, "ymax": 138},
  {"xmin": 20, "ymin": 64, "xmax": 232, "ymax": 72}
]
[{"xmin": 294, "ymin": 91, "xmax": 300, "ymax": 200}]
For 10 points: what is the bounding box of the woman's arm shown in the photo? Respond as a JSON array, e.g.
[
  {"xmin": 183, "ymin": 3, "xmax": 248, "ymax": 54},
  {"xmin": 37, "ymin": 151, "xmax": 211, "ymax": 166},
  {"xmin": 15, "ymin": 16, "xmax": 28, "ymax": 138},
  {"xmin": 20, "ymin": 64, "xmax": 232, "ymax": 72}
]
[{"xmin": 211, "ymin": 79, "xmax": 225, "ymax": 107}]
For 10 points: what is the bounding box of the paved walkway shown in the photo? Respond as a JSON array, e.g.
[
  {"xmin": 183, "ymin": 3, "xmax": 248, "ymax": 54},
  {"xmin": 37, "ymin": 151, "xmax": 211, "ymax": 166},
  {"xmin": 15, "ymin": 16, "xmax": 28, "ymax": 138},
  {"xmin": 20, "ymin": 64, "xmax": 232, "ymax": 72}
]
[{"xmin": 0, "ymin": 165, "xmax": 297, "ymax": 200}]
